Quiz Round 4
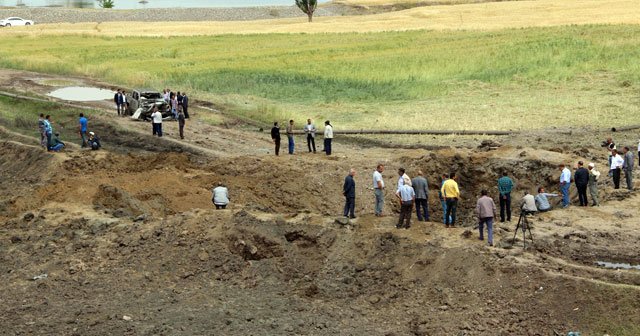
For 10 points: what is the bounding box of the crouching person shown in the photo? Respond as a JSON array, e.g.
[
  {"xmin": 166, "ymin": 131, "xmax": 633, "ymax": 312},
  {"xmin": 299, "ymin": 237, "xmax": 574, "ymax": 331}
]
[
  {"xmin": 87, "ymin": 131, "xmax": 101, "ymax": 150},
  {"xmin": 212, "ymin": 182, "xmax": 229, "ymax": 209},
  {"xmin": 48, "ymin": 133, "xmax": 65, "ymax": 152},
  {"xmin": 476, "ymin": 189, "xmax": 496, "ymax": 247}
]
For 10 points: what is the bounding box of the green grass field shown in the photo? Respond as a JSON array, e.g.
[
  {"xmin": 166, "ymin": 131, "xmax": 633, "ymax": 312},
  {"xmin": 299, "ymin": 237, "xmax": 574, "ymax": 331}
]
[{"xmin": 1, "ymin": 24, "xmax": 639, "ymax": 130}]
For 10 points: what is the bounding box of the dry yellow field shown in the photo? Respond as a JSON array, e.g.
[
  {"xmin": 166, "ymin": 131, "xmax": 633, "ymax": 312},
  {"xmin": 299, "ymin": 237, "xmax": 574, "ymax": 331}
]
[{"xmin": 2, "ymin": 0, "xmax": 639, "ymax": 37}]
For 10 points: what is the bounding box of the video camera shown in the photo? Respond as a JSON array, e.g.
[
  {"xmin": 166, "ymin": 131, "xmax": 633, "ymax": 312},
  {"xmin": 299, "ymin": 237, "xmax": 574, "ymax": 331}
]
[{"xmin": 601, "ymin": 140, "xmax": 609, "ymax": 148}]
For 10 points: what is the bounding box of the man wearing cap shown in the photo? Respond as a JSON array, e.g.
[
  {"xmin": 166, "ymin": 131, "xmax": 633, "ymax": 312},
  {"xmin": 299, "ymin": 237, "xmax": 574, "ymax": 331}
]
[
  {"xmin": 559, "ymin": 164, "xmax": 571, "ymax": 208},
  {"xmin": 588, "ymin": 163, "xmax": 600, "ymax": 206},
  {"xmin": 574, "ymin": 161, "xmax": 589, "ymax": 207},
  {"xmin": 623, "ymin": 146, "xmax": 634, "ymax": 190},
  {"xmin": 395, "ymin": 176, "xmax": 415, "ymax": 229},
  {"xmin": 87, "ymin": 132, "xmax": 101, "ymax": 150}
]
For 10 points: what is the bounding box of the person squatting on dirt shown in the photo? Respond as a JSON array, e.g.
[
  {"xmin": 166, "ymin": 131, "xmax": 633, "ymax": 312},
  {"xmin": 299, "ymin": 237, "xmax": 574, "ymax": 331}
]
[
  {"xmin": 304, "ymin": 118, "xmax": 317, "ymax": 153},
  {"xmin": 559, "ymin": 164, "xmax": 571, "ymax": 207},
  {"xmin": 441, "ymin": 172, "xmax": 460, "ymax": 228},
  {"xmin": 373, "ymin": 164, "xmax": 385, "ymax": 217},
  {"xmin": 48, "ymin": 133, "xmax": 65, "ymax": 152},
  {"xmin": 521, "ymin": 191, "xmax": 537, "ymax": 213},
  {"xmin": 78, "ymin": 113, "xmax": 88, "ymax": 148},
  {"xmin": 271, "ymin": 121, "xmax": 281, "ymax": 156},
  {"xmin": 177, "ymin": 108, "xmax": 186, "ymax": 140},
  {"xmin": 323, "ymin": 120, "xmax": 333, "ymax": 155},
  {"xmin": 412, "ymin": 170, "xmax": 429, "ymax": 222},
  {"xmin": 395, "ymin": 176, "xmax": 415, "ymax": 229},
  {"xmin": 476, "ymin": 189, "xmax": 496, "ymax": 246},
  {"xmin": 38, "ymin": 113, "xmax": 47, "ymax": 149},
  {"xmin": 587, "ymin": 163, "xmax": 600, "ymax": 206},
  {"xmin": 151, "ymin": 106, "xmax": 163, "ymax": 137},
  {"xmin": 622, "ymin": 146, "xmax": 634, "ymax": 190},
  {"xmin": 87, "ymin": 132, "xmax": 101, "ymax": 150},
  {"xmin": 574, "ymin": 161, "xmax": 589, "ymax": 207},
  {"xmin": 343, "ymin": 168, "xmax": 356, "ymax": 219},
  {"xmin": 610, "ymin": 149, "xmax": 624, "ymax": 189},
  {"xmin": 286, "ymin": 119, "xmax": 295, "ymax": 155},
  {"xmin": 212, "ymin": 182, "xmax": 229, "ymax": 210},
  {"xmin": 534, "ymin": 187, "xmax": 558, "ymax": 212},
  {"xmin": 497, "ymin": 171, "xmax": 513, "ymax": 222}
]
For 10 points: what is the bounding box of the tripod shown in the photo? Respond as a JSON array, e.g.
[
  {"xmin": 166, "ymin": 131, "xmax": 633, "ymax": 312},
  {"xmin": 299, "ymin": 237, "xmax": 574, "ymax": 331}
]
[{"xmin": 513, "ymin": 210, "xmax": 535, "ymax": 248}]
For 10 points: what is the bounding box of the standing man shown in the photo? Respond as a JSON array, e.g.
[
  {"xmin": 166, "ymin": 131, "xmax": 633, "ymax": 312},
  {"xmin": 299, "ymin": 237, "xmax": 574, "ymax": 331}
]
[
  {"xmin": 476, "ymin": 189, "xmax": 496, "ymax": 246},
  {"xmin": 574, "ymin": 161, "xmax": 589, "ymax": 206},
  {"xmin": 323, "ymin": 120, "xmax": 333, "ymax": 155},
  {"xmin": 182, "ymin": 93, "xmax": 189, "ymax": 119},
  {"xmin": 78, "ymin": 113, "xmax": 88, "ymax": 148},
  {"xmin": 121, "ymin": 90, "xmax": 128, "ymax": 115},
  {"xmin": 439, "ymin": 173, "xmax": 452, "ymax": 225},
  {"xmin": 412, "ymin": 170, "xmax": 429, "ymax": 222},
  {"xmin": 343, "ymin": 168, "xmax": 356, "ymax": 219},
  {"xmin": 44, "ymin": 115, "xmax": 53, "ymax": 148},
  {"xmin": 623, "ymin": 146, "xmax": 634, "ymax": 190},
  {"xmin": 559, "ymin": 164, "xmax": 571, "ymax": 208},
  {"xmin": 114, "ymin": 89, "xmax": 121, "ymax": 116},
  {"xmin": 270, "ymin": 122, "xmax": 281, "ymax": 156},
  {"xmin": 588, "ymin": 163, "xmax": 600, "ymax": 206},
  {"xmin": 177, "ymin": 108, "xmax": 186, "ymax": 140},
  {"xmin": 395, "ymin": 176, "xmax": 415, "ymax": 229},
  {"xmin": 441, "ymin": 172, "xmax": 460, "ymax": 228},
  {"xmin": 286, "ymin": 119, "xmax": 295, "ymax": 155},
  {"xmin": 304, "ymin": 119, "xmax": 316, "ymax": 153},
  {"xmin": 373, "ymin": 164, "xmax": 385, "ymax": 217},
  {"xmin": 497, "ymin": 172, "xmax": 514, "ymax": 222},
  {"xmin": 610, "ymin": 149, "xmax": 624, "ymax": 189},
  {"xmin": 151, "ymin": 107, "xmax": 163, "ymax": 137},
  {"xmin": 397, "ymin": 168, "xmax": 411, "ymax": 191}
]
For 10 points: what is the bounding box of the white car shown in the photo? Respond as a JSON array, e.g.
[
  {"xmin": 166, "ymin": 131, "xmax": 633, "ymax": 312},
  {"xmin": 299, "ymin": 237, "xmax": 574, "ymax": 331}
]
[{"xmin": 0, "ymin": 17, "xmax": 34, "ymax": 27}]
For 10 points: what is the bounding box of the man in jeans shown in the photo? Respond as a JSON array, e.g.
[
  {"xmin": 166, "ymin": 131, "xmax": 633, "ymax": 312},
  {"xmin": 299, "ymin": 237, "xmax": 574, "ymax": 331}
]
[
  {"xmin": 373, "ymin": 164, "xmax": 385, "ymax": 217},
  {"xmin": 286, "ymin": 119, "xmax": 295, "ymax": 154},
  {"xmin": 476, "ymin": 189, "xmax": 496, "ymax": 246},
  {"xmin": 497, "ymin": 172, "xmax": 513, "ymax": 222},
  {"xmin": 623, "ymin": 146, "xmax": 634, "ymax": 190},
  {"xmin": 395, "ymin": 176, "xmax": 415, "ymax": 229},
  {"xmin": 441, "ymin": 172, "xmax": 460, "ymax": 228},
  {"xmin": 559, "ymin": 164, "xmax": 571, "ymax": 207},
  {"xmin": 411, "ymin": 170, "xmax": 429, "ymax": 221}
]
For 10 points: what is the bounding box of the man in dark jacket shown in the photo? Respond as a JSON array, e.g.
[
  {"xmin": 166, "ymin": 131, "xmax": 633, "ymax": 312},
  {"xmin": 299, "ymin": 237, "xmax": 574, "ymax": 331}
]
[
  {"xmin": 343, "ymin": 168, "xmax": 356, "ymax": 218},
  {"xmin": 181, "ymin": 93, "xmax": 189, "ymax": 119},
  {"xmin": 574, "ymin": 161, "xmax": 589, "ymax": 206},
  {"xmin": 411, "ymin": 170, "xmax": 429, "ymax": 221},
  {"xmin": 271, "ymin": 122, "xmax": 281, "ymax": 156}
]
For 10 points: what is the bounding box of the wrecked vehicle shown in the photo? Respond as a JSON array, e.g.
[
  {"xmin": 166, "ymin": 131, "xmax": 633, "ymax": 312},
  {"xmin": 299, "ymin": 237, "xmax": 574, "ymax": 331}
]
[{"xmin": 126, "ymin": 89, "xmax": 172, "ymax": 121}]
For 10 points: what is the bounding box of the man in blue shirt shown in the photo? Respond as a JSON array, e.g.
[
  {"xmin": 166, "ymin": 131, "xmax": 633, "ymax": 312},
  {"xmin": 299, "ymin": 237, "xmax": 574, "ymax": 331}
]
[
  {"xmin": 78, "ymin": 113, "xmax": 88, "ymax": 148},
  {"xmin": 497, "ymin": 172, "xmax": 514, "ymax": 222},
  {"xmin": 559, "ymin": 164, "xmax": 572, "ymax": 208}
]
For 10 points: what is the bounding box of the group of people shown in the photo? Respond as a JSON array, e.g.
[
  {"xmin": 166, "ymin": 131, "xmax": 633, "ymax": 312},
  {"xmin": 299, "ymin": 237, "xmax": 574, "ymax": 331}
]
[
  {"xmin": 36, "ymin": 113, "xmax": 101, "ymax": 152},
  {"xmin": 162, "ymin": 89, "xmax": 190, "ymax": 120},
  {"xmin": 271, "ymin": 119, "xmax": 334, "ymax": 156},
  {"xmin": 113, "ymin": 89, "xmax": 128, "ymax": 116},
  {"xmin": 603, "ymin": 137, "xmax": 635, "ymax": 190}
]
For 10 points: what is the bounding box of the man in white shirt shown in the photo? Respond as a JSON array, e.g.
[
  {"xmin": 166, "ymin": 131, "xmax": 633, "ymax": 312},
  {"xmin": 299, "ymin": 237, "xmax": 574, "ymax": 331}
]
[
  {"xmin": 521, "ymin": 191, "xmax": 538, "ymax": 213},
  {"xmin": 559, "ymin": 164, "xmax": 571, "ymax": 208},
  {"xmin": 151, "ymin": 107, "xmax": 163, "ymax": 137},
  {"xmin": 304, "ymin": 119, "xmax": 317, "ymax": 153},
  {"xmin": 373, "ymin": 164, "xmax": 385, "ymax": 217},
  {"xmin": 610, "ymin": 149, "xmax": 624, "ymax": 189},
  {"xmin": 395, "ymin": 176, "xmax": 415, "ymax": 229},
  {"xmin": 323, "ymin": 120, "xmax": 333, "ymax": 155}
]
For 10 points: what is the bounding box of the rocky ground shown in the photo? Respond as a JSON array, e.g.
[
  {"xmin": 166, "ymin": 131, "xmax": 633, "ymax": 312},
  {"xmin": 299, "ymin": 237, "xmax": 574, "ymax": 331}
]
[{"xmin": 0, "ymin": 69, "xmax": 639, "ymax": 335}]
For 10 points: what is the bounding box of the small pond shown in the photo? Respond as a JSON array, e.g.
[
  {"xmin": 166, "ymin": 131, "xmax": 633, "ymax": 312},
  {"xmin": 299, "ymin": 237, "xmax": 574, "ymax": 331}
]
[
  {"xmin": 48, "ymin": 86, "xmax": 115, "ymax": 102},
  {"xmin": 596, "ymin": 261, "xmax": 640, "ymax": 270}
]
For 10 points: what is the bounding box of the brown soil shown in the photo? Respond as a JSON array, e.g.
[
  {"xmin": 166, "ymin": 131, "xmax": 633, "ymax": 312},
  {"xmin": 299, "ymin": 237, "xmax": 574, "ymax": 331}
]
[{"xmin": 1, "ymin": 69, "xmax": 639, "ymax": 335}]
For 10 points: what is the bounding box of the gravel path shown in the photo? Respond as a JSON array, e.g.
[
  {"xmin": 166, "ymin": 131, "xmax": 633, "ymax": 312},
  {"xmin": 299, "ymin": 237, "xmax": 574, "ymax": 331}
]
[{"xmin": 0, "ymin": 6, "xmax": 343, "ymax": 23}]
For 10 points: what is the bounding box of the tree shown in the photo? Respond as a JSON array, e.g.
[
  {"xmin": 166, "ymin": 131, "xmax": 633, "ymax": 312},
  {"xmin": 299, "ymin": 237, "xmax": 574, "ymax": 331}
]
[
  {"xmin": 295, "ymin": 0, "xmax": 317, "ymax": 22},
  {"xmin": 97, "ymin": 0, "xmax": 115, "ymax": 8}
]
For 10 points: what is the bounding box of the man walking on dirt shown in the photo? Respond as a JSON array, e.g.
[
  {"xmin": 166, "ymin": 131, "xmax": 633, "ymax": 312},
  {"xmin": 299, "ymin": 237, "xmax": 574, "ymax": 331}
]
[
  {"xmin": 497, "ymin": 172, "xmax": 513, "ymax": 222},
  {"xmin": 343, "ymin": 168, "xmax": 356, "ymax": 219},
  {"xmin": 441, "ymin": 172, "xmax": 460, "ymax": 228},
  {"xmin": 588, "ymin": 163, "xmax": 600, "ymax": 206},
  {"xmin": 559, "ymin": 164, "xmax": 571, "ymax": 207},
  {"xmin": 476, "ymin": 189, "xmax": 496, "ymax": 246},
  {"xmin": 395, "ymin": 176, "xmax": 415, "ymax": 229},
  {"xmin": 412, "ymin": 170, "xmax": 429, "ymax": 222},
  {"xmin": 78, "ymin": 113, "xmax": 88, "ymax": 148},
  {"xmin": 271, "ymin": 122, "xmax": 281, "ymax": 156},
  {"xmin": 623, "ymin": 146, "xmax": 634, "ymax": 190},
  {"xmin": 304, "ymin": 118, "xmax": 316, "ymax": 153},
  {"xmin": 610, "ymin": 149, "xmax": 624, "ymax": 189},
  {"xmin": 574, "ymin": 161, "xmax": 589, "ymax": 206},
  {"xmin": 286, "ymin": 119, "xmax": 295, "ymax": 154},
  {"xmin": 373, "ymin": 164, "xmax": 385, "ymax": 217}
]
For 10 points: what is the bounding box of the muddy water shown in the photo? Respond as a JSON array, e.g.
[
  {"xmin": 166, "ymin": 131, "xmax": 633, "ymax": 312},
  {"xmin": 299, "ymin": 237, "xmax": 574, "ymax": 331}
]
[
  {"xmin": 48, "ymin": 86, "xmax": 115, "ymax": 102},
  {"xmin": 596, "ymin": 261, "xmax": 640, "ymax": 270}
]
